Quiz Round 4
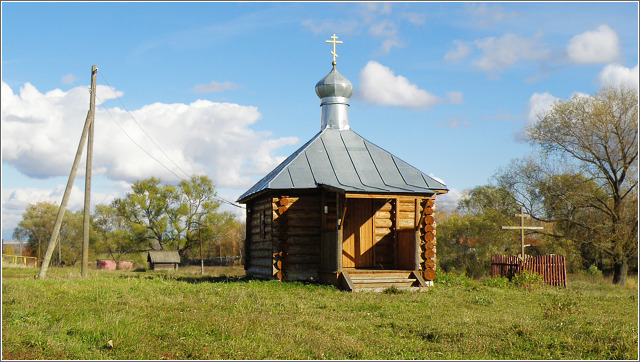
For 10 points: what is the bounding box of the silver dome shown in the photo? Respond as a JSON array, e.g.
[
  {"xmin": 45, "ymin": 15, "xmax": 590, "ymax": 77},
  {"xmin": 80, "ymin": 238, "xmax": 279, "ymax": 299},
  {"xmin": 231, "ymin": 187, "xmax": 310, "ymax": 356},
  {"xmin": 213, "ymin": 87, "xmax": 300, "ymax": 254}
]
[{"xmin": 315, "ymin": 66, "xmax": 353, "ymax": 99}]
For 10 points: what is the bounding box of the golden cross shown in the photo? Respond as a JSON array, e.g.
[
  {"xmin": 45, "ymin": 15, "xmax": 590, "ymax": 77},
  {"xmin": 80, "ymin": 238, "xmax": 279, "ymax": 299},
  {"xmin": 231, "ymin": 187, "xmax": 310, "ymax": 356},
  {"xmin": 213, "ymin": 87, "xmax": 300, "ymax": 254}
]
[{"xmin": 325, "ymin": 34, "xmax": 343, "ymax": 65}]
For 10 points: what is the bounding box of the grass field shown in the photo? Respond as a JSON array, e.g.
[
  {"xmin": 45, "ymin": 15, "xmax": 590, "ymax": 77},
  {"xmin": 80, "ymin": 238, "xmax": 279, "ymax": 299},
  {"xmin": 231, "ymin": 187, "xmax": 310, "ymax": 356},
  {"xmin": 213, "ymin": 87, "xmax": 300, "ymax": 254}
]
[{"xmin": 2, "ymin": 266, "xmax": 638, "ymax": 360}]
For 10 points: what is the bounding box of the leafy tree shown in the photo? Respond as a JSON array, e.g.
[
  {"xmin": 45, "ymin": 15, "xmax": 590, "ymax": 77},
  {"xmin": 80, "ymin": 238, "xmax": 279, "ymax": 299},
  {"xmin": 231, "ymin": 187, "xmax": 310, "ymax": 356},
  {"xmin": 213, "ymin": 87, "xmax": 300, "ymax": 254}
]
[
  {"xmin": 499, "ymin": 86, "xmax": 638, "ymax": 284},
  {"xmin": 110, "ymin": 175, "xmax": 243, "ymax": 259},
  {"xmin": 12, "ymin": 201, "xmax": 85, "ymax": 266},
  {"xmin": 437, "ymin": 186, "xmax": 524, "ymax": 278},
  {"xmin": 93, "ymin": 204, "xmax": 140, "ymax": 263}
]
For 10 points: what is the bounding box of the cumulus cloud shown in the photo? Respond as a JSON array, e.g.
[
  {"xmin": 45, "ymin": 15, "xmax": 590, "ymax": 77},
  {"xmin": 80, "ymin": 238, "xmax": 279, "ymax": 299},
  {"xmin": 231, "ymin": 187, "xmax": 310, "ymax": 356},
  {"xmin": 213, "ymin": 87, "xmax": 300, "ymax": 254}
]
[
  {"xmin": 472, "ymin": 33, "xmax": 549, "ymax": 73},
  {"xmin": 597, "ymin": 64, "xmax": 639, "ymax": 89},
  {"xmin": 357, "ymin": 61, "xmax": 441, "ymax": 108},
  {"xmin": 193, "ymin": 80, "xmax": 239, "ymax": 93},
  {"xmin": 1, "ymin": 82, "xmax": 298, "ymax": 189},
  {"xmin": 513, "ymin": 92, "xmax": 559, "ymax": 142},
  {"xmin": 436, "ymin": 188, "xmax": 463, "ymax": 212},
  {"xmin": 526, "ymin": 92, "xmax": 558, "ymax": 127},
  {"xmin": 444, "ymin": 40, "xmax": 472, "ymax": 62},
  {"xmin": 567, "ymin": 25, "xmax": 620, "ymax": 64}
]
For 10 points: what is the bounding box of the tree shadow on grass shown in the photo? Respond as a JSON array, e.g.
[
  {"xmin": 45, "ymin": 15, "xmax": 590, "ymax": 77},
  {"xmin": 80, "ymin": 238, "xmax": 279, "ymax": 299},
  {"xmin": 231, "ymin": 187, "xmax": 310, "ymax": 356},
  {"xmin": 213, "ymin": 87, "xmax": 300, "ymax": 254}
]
[{"xmin": 118, "ymin": 272, "xmax": 252, "ymax": 284}]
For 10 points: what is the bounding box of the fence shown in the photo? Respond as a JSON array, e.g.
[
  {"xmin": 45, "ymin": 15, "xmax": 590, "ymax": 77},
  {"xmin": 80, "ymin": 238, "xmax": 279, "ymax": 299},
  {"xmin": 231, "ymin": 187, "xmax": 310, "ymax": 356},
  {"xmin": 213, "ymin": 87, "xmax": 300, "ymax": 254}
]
[
  {"xmin": 2, "ymin": 254, "xmax": 38, "ymax": 267},
  {"xmin": 491, "ymin": 254, "xmax": 567, "ymax": 287}
]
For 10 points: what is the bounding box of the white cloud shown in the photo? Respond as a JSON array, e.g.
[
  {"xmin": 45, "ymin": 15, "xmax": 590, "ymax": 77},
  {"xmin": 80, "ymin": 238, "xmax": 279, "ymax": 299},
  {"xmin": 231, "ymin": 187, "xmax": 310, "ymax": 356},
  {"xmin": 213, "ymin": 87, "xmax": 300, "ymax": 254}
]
[
  {"xmin": 597, "ymin": 64, "xmax": 639, "ymax": 89},
  {"xmin": 61, "ymin": 74, "xmax": 77, "ymax": 85},
  {"xmin": 193, "ymin": 80, "xmax": 239, "ymax": 93},
  {"xmin": 526, "ymin": 92, "xmax": 558, "ymax": 127},
  {"xmin": 567, "ymin": 25, "xmax": 620, "ymax": 64},
  {"xmin": 466, "ymin": 3, "xmax": 521, "ymax": 27},
  {"xmin": 300, "ymin": 19, "xmax": 359, "ymax": 36},
  {"xmin": 357, "ymin": 61, "xmax": 441, "ymax": 108},
  {"xmin": 1, "ymin": 82, "xmax": 298, "ymax": 189},
  {"xmin": 444, "ymin": 40, "xmax": 472, "ymax": 62},
  {"xmin": 401, "ymin": 12, "xmax": 427, "ymax": 26},
  {"xmin": 472, "ymin": 33, "xmax": 549, "ymax": 73},
  {"xmin": 436, "ymin": 188, "xmax": 463, "ymax": 212}
]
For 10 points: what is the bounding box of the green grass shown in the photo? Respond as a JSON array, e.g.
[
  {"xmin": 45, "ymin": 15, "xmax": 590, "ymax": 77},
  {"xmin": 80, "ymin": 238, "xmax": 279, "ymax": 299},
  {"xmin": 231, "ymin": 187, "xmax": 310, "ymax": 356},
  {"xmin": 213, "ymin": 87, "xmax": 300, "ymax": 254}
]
[{"xmin": 2, "ymin": 266, "xmax": 638, "ymax": 360}]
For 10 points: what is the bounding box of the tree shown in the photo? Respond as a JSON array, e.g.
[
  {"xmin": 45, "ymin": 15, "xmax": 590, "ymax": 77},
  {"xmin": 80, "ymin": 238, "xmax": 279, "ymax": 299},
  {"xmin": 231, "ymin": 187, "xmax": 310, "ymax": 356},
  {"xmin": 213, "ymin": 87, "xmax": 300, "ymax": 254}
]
[
  {"xmin": 93, "ymin": 204, "xmax": 140, "ymax": 263},
  {"xmin": 437, "ymin": 186, "xmax": 525, "ymax": 278},
  {"xmin": 12, "ymin": 201, "xmax": 86, "ymax": 266},
  {"xmin": 504, "ymin": 86, "xmax": 638, "ymax": 284},
  {"xmin": 110, "ymin": 175, "xmax": 242, "ymax": 259}
]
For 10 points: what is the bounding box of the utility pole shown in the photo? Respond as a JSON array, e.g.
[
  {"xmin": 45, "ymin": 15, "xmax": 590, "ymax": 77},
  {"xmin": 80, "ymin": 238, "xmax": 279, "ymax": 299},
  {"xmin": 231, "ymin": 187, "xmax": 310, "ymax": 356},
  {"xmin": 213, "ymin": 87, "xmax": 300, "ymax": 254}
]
[
  {"xmin": 501, "ymin": 206, "xmax": 543, "ymax": 260},
  {"xmin": 37, "ymin": 65, "xmax": 97, "ymax": 279},
  {"xmin": 199, "ymin": 226, "xmax": 204, "ymax": 275},
  {"xmin": 81, "ymin": 65, "xmax": 97, "ymax": 277}
]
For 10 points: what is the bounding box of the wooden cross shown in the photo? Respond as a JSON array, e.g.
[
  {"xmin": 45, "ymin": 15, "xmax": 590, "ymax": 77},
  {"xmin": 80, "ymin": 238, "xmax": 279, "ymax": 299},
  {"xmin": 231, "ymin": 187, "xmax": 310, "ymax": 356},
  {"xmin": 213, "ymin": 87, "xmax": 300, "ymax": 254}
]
[
  {"xmin": 501, "ymin": 206, "xmax": 543, "ymax": 260},
  {"xmin": 326, "ymin": 34, "xmax": 343, "ymax": 65}
]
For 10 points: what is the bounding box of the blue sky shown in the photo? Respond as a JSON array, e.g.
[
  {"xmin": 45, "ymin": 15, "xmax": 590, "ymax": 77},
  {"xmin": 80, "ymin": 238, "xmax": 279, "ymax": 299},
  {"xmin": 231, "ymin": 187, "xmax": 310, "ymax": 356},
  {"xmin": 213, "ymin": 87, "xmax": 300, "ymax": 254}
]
[{"xmin": 2, "ymin": 1, "xmax": 638, "ymax": 240}]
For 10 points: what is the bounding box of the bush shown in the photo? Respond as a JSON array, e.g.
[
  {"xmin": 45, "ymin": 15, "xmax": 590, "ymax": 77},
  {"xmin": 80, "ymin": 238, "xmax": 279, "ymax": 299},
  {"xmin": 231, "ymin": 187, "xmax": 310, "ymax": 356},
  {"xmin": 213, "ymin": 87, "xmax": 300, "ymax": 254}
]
[
  {"xmin": 434, "ymin": 269, "xmax": 473, "ymax": 288},
  {"xmin": 511, "ymin": 271, "xmax": 545, "ymax": 290},
  {"xmin": 586, "ymin": 265, "xmax": 603, "ymax": 278},
  {"xmin": 483, "ymin": 276, "xmax": 510, "ymax": 288}
]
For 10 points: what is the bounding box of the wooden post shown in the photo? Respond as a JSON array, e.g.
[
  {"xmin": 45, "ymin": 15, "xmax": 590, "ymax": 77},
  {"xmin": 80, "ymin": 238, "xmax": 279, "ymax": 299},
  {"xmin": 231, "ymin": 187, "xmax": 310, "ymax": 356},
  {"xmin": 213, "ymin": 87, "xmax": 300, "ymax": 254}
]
[
  {"xmin": 37, "ymin": 66, "xmax": 97, "ymax": 280},
  {"xmin": 414, "ymin": 198, "xmax": 420, "ymax": 271},
  {"xmin": 81, "ymin": 65, "xmax": 97, "ymax": 277}
]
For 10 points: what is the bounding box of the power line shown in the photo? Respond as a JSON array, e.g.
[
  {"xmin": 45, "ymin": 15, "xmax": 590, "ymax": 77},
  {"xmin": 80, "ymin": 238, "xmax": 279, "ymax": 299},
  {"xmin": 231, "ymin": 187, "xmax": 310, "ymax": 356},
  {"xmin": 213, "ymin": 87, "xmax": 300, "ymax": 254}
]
[{"xmin": 98, "ymin": 71, "xmax": 192, "ymax": 180}]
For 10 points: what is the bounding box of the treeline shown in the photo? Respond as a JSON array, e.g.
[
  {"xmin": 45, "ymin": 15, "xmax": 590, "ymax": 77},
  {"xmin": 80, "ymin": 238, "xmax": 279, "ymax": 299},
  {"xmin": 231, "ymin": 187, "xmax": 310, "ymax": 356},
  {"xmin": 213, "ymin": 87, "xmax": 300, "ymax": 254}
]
[
  {"xmin": 437, "ymin": 86, "xmax": 638, "ymax": 285},
  {"xmin": 12, "ymin": 175, "xmax": 245, "ymax": 268}
]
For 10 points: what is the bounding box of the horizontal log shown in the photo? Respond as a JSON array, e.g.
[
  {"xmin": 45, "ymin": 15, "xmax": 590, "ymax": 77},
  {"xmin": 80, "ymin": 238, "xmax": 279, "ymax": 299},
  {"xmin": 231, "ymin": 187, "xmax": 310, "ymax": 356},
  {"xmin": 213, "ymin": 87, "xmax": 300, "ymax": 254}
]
[
  {"xmin": 287, "ymin": 228, "xmax": 321, "ymax": 237},
  {"xmin": 397, "ymin": 219, "xmax": 415, "ymax": 229},
  {"xmin": 423, "ymin": 232, "xmax": 435, "ymax": 242},
  {"xmin": 375, "ymin": 227, "xmax": 392, "ymax": 236},
  {"xmin": 284, "ymin": 236, "xmax": 321, "ymax": 245},
  {"xmin": 375, "ymin": 211, "xmax": 392, "ymax": 219},
  {"xmin": 397, "ymin": 202, "xmax": 416, "ymax": 212},
  {"xmin": 425, "ymin": 199, "xmax": 435, "ymax": 208},
  {"xmin": 250, "ymin": 225, "xmax": 272, "ymax": 235},
  {"xmin": 377, "ymin": 202, "xmax": 393, "ymax": 212},
  {"xmin": 249, "ymin": 241, "xmax": 272, "ymax": 251},
  {"xmin": 287, "ymin": 218, "xmax": 321, "ymax": 228},
  {"xmin": 398, "ymin": 211, "xmax": 416, "ymax": 221},
  {"xmin": 375, "ymin": 218, "xmax": 393, "ymax": 228},
  {"xmin": 288, "ymin": 244, "xmax": 321, "ymax": 255},
  {"xmin": 286, "ymin": 263, "xmax": 320, "ymax": 272},
  {"xmin": 249, "ymin": 250, "xmax": 272, "ymax": 259},
  {"xmin": 251, "ymin": 258, "xmax": 275, "ymax": 268},
  {"xmin": 422, "ymin": 249, "xmax": 435, "ymax": 259},
  {"xmin": 423, "ymin": 268, "xmax": 435, "ymax": 281},
  {"xmin": 247, "ymin": 266, "xmax": 274, "ymax": 279},
  {"xmin": 424, "ymin": 259, "xmax": 435, "ymax": 269},
  {"xmin": 287, "ymin": 255, "xmax": 319, "ymax": 264},
  {"xmin": 424, "ymin": 215, "xmax": 435, "ymax": 225},
  {"xmin": 423, "ymin": 224, "xmax": 435, "ymax": 233},
  {"xmin": 423, "ymin": 207, "xmax": 434, "ymax": 215},
  {"xmin": 285, "ymin": 270, "xmax": 317, "ymax": 281},
  {"xmin": 423, "ymin": 241, "xmax": 435, "ymax": 250}
]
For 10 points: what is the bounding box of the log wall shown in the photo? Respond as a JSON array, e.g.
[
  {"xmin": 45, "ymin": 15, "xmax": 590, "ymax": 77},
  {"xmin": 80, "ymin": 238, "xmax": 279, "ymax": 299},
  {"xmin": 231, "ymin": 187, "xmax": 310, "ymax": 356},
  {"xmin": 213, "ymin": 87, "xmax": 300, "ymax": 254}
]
[
  {"xmin": 273, "ymin": 193, "xmax": 322, "ymax": 281},
  {"xmin": 245, "ymin": 195, "xmax": 276, "ymax": 280},
  {"xmin": 418, "ymin": 197, "xmax": 437, "ymax": 281}
]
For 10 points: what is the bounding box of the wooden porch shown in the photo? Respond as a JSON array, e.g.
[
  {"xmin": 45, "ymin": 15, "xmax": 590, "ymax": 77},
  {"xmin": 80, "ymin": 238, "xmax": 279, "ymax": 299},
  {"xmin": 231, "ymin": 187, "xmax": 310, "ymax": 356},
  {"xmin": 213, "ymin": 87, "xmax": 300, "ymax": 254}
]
[{"xmin": 338, "ymin": 269, "xmax": 429, "ymax": 292}]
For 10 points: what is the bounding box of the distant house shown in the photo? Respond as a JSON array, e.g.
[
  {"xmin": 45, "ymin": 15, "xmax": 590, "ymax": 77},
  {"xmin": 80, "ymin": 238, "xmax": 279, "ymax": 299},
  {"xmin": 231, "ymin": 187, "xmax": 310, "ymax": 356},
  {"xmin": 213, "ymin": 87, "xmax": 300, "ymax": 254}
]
[{"xmin": 147, "ymin": 250, "xmax": 181, "ymax": 271}]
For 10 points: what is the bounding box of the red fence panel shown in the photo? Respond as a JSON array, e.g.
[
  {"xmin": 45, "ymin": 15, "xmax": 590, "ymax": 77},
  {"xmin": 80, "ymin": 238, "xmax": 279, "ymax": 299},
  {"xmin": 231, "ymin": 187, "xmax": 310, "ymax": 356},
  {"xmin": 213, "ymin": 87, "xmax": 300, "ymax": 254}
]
[{"xmin": 491, "ymin": 254, "xmax": 566, "ymax": 287}]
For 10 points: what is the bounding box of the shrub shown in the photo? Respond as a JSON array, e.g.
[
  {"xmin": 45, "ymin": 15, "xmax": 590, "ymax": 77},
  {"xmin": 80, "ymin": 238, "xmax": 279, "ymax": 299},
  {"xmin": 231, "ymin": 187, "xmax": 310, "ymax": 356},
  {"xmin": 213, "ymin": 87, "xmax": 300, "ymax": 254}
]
[
  {"xmin": 483, "ymin": 276, "xmax": 510, "ymax": 288},
  {"xmin": 434, "ymin": 269, "xmax": 473, "ymax": 288},
  {"xmin": 586, "ymin": 265, "xmax": 603, "ymax": 278},
  {"xmin": 511, "ymin": 271, "xmax": 544, "ymax": 290}
]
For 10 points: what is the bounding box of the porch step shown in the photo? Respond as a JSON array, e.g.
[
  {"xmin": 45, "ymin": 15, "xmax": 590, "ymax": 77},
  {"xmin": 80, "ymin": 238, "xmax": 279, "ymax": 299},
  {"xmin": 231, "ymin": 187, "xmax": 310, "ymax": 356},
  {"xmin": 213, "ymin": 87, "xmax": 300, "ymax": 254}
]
[{"xmin": 339, "ymin": 270, "xmax": 428, "ymax": 292}]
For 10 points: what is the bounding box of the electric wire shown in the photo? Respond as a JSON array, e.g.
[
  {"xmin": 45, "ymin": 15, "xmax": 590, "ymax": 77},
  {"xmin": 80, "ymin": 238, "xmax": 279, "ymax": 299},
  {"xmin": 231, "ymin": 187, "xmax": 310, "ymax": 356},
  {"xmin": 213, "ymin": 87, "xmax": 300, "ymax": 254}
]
[{"xmin": 98, "ymin": 71, "xmax": 192, "ymax": 180}]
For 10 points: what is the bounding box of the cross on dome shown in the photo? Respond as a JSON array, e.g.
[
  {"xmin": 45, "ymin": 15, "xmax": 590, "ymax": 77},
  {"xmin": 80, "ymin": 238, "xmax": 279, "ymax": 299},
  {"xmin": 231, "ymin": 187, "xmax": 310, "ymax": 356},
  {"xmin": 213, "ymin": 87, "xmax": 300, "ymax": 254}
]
[{"xmin": 325, "ymin": 34, "xmax": 343, "ymax": 66}]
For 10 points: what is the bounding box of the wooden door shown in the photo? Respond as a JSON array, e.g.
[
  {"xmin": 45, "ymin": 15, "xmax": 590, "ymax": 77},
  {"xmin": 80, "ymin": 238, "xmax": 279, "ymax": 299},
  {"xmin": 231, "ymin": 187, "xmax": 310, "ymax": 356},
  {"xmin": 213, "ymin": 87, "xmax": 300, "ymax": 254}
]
[{"xmin": 342, "ymin": 198, "xmax": 374, "ymax": 268}]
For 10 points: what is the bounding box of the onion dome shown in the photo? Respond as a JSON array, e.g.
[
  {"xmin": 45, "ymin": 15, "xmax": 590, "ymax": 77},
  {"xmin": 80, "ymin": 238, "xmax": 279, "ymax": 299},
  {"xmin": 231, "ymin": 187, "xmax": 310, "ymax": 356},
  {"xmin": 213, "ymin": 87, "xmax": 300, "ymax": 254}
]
[{"xmin": 315, "ymin": 65, "xmax": 354, "ymax": 99}]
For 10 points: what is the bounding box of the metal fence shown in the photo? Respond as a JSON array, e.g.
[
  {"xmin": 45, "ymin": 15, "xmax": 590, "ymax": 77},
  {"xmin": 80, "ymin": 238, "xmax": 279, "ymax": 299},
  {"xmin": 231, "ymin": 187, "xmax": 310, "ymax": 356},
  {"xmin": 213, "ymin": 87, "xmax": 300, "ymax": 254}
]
[
  {"xmin": 2, "ymin": 254, "xmax": 38, "ymax": 267},
  {"xmin": 491, "ymin": 254, "xmax": 567, "ymax": 287}
]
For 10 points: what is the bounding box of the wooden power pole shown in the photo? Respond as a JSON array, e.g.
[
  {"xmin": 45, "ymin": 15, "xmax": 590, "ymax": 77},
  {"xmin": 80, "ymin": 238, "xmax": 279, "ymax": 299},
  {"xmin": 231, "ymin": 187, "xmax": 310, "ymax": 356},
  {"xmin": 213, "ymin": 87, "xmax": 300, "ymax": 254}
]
[
  {"xmin": 501, "ymin": 206, "xmax": 543, "ymax": 260},
  {"xmin": 37, "ymin": 65, "xmax": 97, "ymax": 279},
  {"xmin": 81, "ymin": 65, "xmax": 97, "ymax": 277}
]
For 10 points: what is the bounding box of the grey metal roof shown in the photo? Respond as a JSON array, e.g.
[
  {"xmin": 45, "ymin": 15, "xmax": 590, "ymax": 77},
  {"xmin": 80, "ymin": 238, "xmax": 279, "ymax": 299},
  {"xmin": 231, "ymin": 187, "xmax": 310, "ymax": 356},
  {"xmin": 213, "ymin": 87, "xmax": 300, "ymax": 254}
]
[
  {"xmin": 237, "ymin": 128, "xmax": 448, "ymax": 203},
  {"xmin": 148, "ymin": 250, "xmax": 181, "ymax": 264}
]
